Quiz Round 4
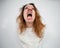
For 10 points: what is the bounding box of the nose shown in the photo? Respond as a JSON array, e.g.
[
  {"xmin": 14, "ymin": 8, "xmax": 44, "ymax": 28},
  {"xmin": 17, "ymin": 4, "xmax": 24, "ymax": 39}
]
[{"xmin": 28, "ymin": 9, "xmax": 32, "ymax": 11}]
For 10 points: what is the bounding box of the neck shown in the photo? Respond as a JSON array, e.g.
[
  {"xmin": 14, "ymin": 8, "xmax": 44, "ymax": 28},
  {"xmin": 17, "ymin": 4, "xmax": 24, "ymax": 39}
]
[{"xmin": 26, "ymin": 22, "xmax": 33, "ymax": 28}]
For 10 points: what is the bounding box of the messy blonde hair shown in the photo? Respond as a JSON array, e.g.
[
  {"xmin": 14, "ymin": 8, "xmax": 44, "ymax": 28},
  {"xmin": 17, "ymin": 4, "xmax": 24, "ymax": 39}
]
[{"xmin": 16, "ymin": 3, "xmax": 45, "ymax": 38}]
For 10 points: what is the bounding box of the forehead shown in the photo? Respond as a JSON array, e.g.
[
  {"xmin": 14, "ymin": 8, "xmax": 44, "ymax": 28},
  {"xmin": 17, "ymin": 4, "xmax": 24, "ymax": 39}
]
[{"xmin": 25, "ymin": 4, "xmax": 34, "ymax": 8}]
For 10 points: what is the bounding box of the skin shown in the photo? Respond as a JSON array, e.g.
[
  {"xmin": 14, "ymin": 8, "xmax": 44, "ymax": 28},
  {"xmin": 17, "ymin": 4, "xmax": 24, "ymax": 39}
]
[{"xmin": 23, "ymin": 4, "xmax": 35, "ymax": 28}]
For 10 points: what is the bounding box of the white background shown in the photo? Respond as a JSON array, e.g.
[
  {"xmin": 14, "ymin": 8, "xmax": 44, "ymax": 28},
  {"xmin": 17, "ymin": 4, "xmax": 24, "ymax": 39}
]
[{"xmin": 0, "ymin": 0, "xmax": 60, "ymax": 48}]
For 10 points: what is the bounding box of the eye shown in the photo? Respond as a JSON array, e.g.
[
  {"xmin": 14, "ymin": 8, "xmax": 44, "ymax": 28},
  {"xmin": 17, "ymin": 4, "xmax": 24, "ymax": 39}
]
[
  {"xmin": 32, "ymin": 8, "xmax": 35, "ymax": 10},
  {"xmin": 24, "ymin": 7, "xmax": 28, "ymax": 9}
]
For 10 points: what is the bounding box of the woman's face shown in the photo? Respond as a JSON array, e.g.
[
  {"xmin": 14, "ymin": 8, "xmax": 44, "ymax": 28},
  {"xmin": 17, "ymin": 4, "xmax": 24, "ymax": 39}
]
[{"xmin": 23, "ymin": 4, "xmax": 35, "ymax": 23}]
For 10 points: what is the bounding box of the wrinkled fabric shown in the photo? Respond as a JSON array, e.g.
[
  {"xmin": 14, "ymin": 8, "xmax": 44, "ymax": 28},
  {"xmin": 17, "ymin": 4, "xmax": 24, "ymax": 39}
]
[{"xmin": 17, "ymin": 28, "xmax": 42, "ymax": 48}]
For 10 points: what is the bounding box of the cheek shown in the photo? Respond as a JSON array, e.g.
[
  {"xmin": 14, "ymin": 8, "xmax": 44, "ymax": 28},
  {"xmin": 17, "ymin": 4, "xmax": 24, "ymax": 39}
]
[
  {"xmin": 23, "ymin": 10, "xmax": 27, "ymax": 20},
  {"xmin": 32, "ymin": 11, "xmax": 35, "ymax": 20}
]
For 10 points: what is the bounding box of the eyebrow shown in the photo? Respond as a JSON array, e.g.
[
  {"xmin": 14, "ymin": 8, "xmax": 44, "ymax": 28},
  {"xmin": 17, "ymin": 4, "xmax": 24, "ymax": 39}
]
[{"xmin": 25, "ymin": 6, "xmax": 34, "ymax": 9}]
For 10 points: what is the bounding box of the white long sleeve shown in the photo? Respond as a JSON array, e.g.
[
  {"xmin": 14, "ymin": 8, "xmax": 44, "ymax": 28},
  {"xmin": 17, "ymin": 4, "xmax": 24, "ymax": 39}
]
[{"xmin": 17, "ymin": 28, "xmax": 41, "ymax": 48}]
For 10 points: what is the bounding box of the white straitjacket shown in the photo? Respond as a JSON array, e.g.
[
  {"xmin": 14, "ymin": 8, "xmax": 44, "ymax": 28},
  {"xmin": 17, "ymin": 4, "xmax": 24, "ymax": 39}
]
[{"xmin": 17, "ymin": 27, "xmax": 42, "ymax": 48}]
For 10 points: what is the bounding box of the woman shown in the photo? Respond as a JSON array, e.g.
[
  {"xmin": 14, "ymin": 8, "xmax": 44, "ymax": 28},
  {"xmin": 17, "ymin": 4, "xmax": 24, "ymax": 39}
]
[{"xmin": 16, "ymin": 3, "xmax": 45, "ymax": 48}]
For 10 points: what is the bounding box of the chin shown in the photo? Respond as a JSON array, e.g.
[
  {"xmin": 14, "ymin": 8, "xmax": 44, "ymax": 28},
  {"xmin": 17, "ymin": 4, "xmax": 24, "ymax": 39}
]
[{"xmin": 28, "ymin": 21, "xmax": 32, "ymax": 23}]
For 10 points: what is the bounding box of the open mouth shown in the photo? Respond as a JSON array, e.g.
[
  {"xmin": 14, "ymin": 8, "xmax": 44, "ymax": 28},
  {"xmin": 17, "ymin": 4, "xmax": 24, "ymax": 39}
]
[{"xmin": 27, "ymin": 14, "xmax": 32, "ymax": 17}]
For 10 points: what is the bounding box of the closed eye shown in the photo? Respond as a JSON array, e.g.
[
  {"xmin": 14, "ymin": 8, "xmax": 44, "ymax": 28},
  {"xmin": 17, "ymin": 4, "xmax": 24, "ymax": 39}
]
[
  {"xmin": 32, "ymin": 8, "xmax": 35, "ymax": 10},
  {"xmin": 24, "ymin": 7, "xmax": 28, "ymax": 9}
]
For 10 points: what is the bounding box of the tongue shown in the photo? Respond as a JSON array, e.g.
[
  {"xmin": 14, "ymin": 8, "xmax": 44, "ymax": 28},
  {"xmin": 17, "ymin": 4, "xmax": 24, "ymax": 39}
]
[{"xmin": 27, "ymin": 16, "xmax": 32, "ymax": 20}]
